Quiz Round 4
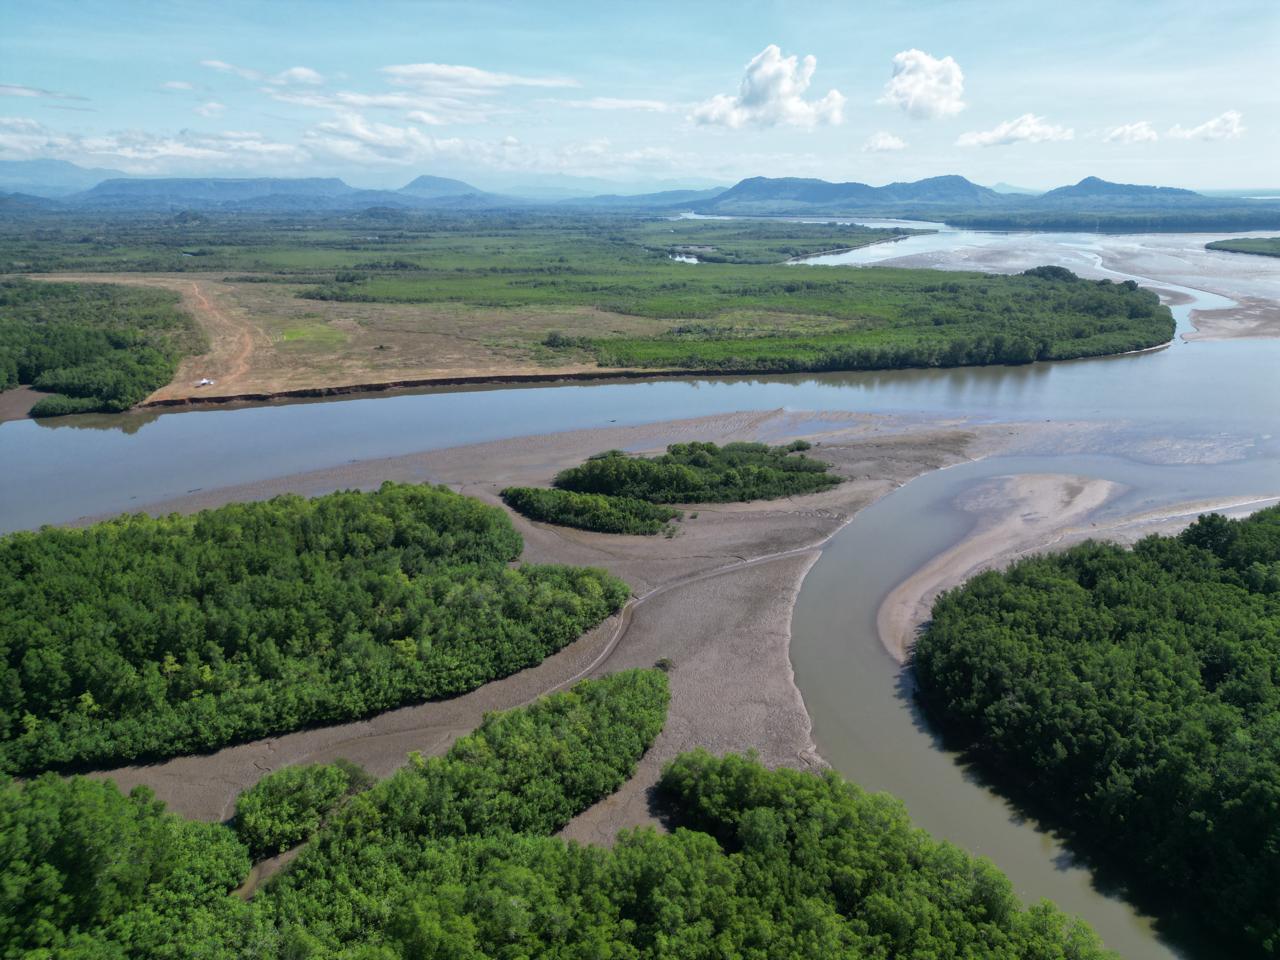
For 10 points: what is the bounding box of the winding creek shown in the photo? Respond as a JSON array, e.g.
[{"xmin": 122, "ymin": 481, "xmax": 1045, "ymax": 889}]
[{"xmin": 1, "ymin": 228, "xmax": 1277, "ymax": 957}]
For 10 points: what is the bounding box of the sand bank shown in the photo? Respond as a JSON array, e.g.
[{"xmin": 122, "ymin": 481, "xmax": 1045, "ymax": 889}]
[
  {"xmin": 878, "ymin": 475, "xmax": 1280, "ymax": 664},
  {"xmin": 85, "ymin": 408, "xmax": 982, "ymax": 829},
  {"xmin": 878, "ymin": 474, "xmax": 1120, "ymax": 663},
  {"xmin": 1184, "ymin": 296, "xmax": 1280, "ymax": 340}
]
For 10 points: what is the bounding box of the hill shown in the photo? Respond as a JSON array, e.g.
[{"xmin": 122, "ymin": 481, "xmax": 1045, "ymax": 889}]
[
  {"xmin": 0, "ymin": 158, "xmax": 130, "ymax": 197},
  {"xmin": 558, "ymin": 186, "xmax": 727, "ymax": 209},
  {"xmin": 1037, "ymin": 175, "xmax": 1203, "ymax": 206},
  {"xmin": 66, "ymin": 175, "xmax": 522, "ymax": 212},
  {"xmin": 696, "ymin": 174, "xmax": 1004, "ymax": 215},
  {"xmin": 693, "ymin": 174, "xmax": 1280, "ymax": 230}
]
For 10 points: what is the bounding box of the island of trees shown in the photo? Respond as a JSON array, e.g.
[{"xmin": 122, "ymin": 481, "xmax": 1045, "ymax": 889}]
[
  {"xmin": 3, "ymin": 668, "xmax": 1118, "ymax": 959},
  {"xmin": 501, "ymin": 440, "xmax": 838, "ymax": 534},
  {"xmin": 0, "ymin": 482, "xmax": 628, "ymax": 773},
  {"xmin": 913, "ymin": 506, "xmax": 1280, "ymax": 956},
  {"xmin": 1206, "ymin": 237, "xmax": 1280, "ymax": 258},
  {"xmin": 0, "ymin": 277, "xmax": 204, "ymax": 416}
]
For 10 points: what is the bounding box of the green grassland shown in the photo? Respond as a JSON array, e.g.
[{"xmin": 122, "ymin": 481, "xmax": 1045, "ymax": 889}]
[
  {"xmin": 0, "ymin": 213, "xmax": 1174, "ymax": 383},
  {"xmin": 0, "ymin": 213, "xmax": 907, "ymax": 275},
  {"xmin": 1206, "ymin": 236, "xmax": 1280, "ymax": 257}
]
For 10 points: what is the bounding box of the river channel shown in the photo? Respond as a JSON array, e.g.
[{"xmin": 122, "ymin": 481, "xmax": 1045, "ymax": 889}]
[{"xmin": 1, "ymin": 227, "xmax": 1276, "ymax": 956}]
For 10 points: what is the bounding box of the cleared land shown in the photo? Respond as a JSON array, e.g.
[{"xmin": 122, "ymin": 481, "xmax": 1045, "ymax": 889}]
[{"xmin": 2, "ymin": 214, "xmax": 1175, "ymax": 407}]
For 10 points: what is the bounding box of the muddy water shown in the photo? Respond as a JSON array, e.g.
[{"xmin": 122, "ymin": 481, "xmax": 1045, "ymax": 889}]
[
  {"xmin": 2, "ymin": 272, "xmax": 1278, "ymax": 533},
  {"xmin": 0, "ymin": 231, "xmax": 1276, "ymax": 956},
  {"xmin": 789, "ymin": 452, "xmax": 1278, "ymax": 959}
]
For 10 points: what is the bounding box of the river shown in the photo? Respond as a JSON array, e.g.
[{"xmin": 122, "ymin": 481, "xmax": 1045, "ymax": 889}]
[{"xmin": 1, "ymin": 227, "xmax": 1276, "ymax": 957}]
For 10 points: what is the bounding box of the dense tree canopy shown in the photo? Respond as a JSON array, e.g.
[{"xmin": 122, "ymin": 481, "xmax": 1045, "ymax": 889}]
[
  {"xmin": 501, "ymin": 486, "xmax": 682, "ymax": 535},
  {"xmin": 914, "ymin": 505, "xmax": 1280, "ymax": 956},
  {"xmin": 0, "ymin": 482, "xmax": 628, "ymax": 773},
  {"xmin": 233, "ymin": 759, "xmax": 373, "ymax": 859},
  {"xmin": 1, "ymin": 669, "xmax": 1116, "ymax": 959},
  {"xmin": 0, "ymin": 278, "xmax": 204, "ymax": 416},
  {"xmin": 0, "ymin": 670, "xmax": 668, "ymax": 959},
  {"xmin": 553, "ymin": 441, "xmax": 839, "ymax": 504}
]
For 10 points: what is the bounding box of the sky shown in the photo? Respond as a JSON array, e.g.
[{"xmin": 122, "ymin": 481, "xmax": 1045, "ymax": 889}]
[{"xmin": 1, "ymin": 0, "xmax": 1275, "ymax": 193}]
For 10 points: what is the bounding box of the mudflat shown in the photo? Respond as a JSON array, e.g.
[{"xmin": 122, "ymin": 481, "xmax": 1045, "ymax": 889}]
[{"xmin": 84, "ymin": 409, "xmax": 979, "ymax": 829}]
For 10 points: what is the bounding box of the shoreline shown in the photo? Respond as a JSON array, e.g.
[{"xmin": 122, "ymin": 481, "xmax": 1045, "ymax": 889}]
[{"xmin": 878, "ymin": 476, "xmax": 1280, "ymax": 664}]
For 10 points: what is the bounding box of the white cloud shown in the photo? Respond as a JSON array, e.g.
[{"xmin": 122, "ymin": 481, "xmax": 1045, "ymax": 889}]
[
  {"xmin": 274, "ymin": 66, "xmax": 324, "ymax": 86},
  {"xmin": 382, "ymin": 62, "xmax": 576, "ymax": 92},
  {"xmin": 0, "ymin": 83, "xmax": 87, "ymax": 101},
  {"xmin": 1104, "ymin": 120, "xmax": 1158, "ymax": 143},
  {"xmin": 879, "ymin": 50, "xmax": 964, "ymax": 120},
  {"xmin": 956, "ymin": 113, "xmax": 1073, "ymax": 147},
  {"xmin": 303, "ymin": 111, "xmax": 694, "ymax": 178},
  {"xmin": 692, "ymin": 45, "xmax": 844, "ymax": 129},
  {"xmin": 195, "ymin": 101, "xmax": 225, "ymax": 118},
  {"xmin": 1168, "ymin": 109, "xmax": 1244, "ymax": 141},
  {"xmin": 201, "ymin": 60, "xmax": 325, "ymax": 86},
  {"xmin": 0, "ymin": 115, "xmax": 305, "ymax": 171},
  {"xmin": 201, "ymin": 59, "xmax": 262, "ymax": 81},
  {"xmin": 863, "ymin": 131, "xmax": 906, "ymax": 152},
  {"xmin": 162, "ymin": 80, "xmax": 194, "ymax": 91},
  {"xmin": 559, "ymin": 97, "xmax": 673, "ymax": 112},
  {"xmin": 267, "ymin": 87, "xmax": 499, "ymax": 125}
]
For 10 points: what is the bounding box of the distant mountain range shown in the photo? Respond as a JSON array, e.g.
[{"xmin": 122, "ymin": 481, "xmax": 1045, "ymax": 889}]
[{"xmin": 1, "ymin": 160, "xmax": 1277, "ymax": 230}]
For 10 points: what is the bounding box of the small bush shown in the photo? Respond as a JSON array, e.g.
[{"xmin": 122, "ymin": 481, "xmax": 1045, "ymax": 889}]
[{"xmin": 502, "ymin": 486, "xmax": 679, "ymax": 535}]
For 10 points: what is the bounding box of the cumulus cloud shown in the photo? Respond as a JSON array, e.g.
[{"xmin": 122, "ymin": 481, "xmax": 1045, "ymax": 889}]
[
  {"xmin": 1168, "ymin": 109, "xmax": 1244, "ymax": 141},
  {"xmin": 162, "ymin": 80, "xmax": 194, "ymax": 91},
  {"xmin": 194, "ymin": 101, "xmax": 225, "ymax": 118},
  {"xmin": 1104, "ymin": 120, "xmax": 1158, "ymax": 143},
  {"xmin": 0, "ymin": 83, "xmax": 87, "ymax": 101},
  {"xmin": 863, "ymin": 131, "xmax": 906, "ymax": 152},
  {"xmin": 879, "ymin": 50, "xmax": 964, "ymax": 119},
  {"xmin": 692, "ymin": 45, "xmax": 845, "ymax": 129},
  {"xmin": 956, "ymin": 113, "xmax": 1073, "ymax": 147}
]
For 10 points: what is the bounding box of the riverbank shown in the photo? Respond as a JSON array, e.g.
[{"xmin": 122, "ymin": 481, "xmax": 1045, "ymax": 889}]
[
  {"xmin": 878, "ymin": 473, "xmax": 1280, "ymax": 663},
  {"xmin": 83, "ymin": 408, "xmax": 984, "ymax": 826},
  {"xmin": 0, "ymin": 384, "xmax": 43, "ymax": 424}
]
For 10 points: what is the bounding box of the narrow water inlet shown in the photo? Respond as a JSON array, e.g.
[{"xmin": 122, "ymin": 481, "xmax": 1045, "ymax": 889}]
[{"xmin": 788, "ymin": 451, "xmax": 1280, "ymax": 960}]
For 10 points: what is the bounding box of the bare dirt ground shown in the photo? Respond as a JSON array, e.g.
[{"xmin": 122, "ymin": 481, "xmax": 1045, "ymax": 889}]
[
  {"xmin": 85, "ymin": 409, "xmax": 984, "ymax": 840},
  {"xmin": 32, "ymin": 272, "xmax": 663, "ymax": 403},
  {"xmin": 0, "ymin": 384, "xmax": 44, "ymax": 423}
]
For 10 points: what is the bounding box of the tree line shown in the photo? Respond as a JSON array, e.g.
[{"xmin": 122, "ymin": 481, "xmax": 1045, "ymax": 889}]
[
  {"xmin": 3, "ymin": 668, "xmax": 1118, "ymax": 959},
  {"xmin": 0, "ymin": 278, "xmax": 204, "ymax": 416},
  {"xmin": 914, "ymin": 505, "xmax": 1280, "ymax": 956},
  {"xmin": 0, "ymin": 482, "xmax": 628, "ymax": 773}
]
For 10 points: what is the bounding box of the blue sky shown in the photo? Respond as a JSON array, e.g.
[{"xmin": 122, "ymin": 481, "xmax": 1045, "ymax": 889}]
[{"xmin": 1, "ymin": 0, "xmax": 1274, "ymax": 191}]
